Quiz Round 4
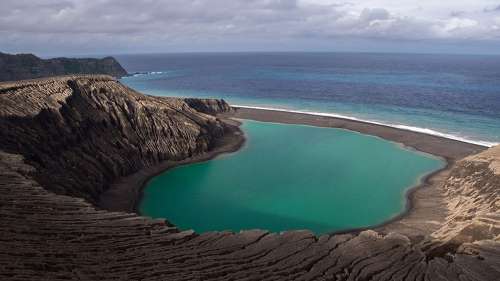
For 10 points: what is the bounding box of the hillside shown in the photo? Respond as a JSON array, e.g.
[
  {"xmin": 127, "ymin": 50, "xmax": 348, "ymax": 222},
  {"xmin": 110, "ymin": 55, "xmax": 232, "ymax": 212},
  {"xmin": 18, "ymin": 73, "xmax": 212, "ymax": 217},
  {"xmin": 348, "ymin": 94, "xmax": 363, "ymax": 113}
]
[
  {"xmin": 0, "ymin": 52, "xmax": 127, "ymax": 81},
  {"xmin": 0, "ymin": 76, "xmax": 498, "ymax": 280}
]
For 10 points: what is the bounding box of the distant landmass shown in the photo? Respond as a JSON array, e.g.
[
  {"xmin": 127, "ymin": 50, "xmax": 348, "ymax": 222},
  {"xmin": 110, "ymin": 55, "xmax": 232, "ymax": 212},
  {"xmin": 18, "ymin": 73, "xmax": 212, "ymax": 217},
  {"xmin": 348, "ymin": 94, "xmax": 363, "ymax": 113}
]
[{"xmin": 0, "ymin": 52, "xmax": 127, "ymax": 81}]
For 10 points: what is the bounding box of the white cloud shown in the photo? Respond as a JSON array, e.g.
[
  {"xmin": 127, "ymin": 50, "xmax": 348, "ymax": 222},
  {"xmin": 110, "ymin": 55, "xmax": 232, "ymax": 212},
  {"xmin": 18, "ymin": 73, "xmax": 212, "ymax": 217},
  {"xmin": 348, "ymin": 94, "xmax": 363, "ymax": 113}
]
[{"xmin": 1, "ymin": 0, "xmax": 499, "ymax": 54}]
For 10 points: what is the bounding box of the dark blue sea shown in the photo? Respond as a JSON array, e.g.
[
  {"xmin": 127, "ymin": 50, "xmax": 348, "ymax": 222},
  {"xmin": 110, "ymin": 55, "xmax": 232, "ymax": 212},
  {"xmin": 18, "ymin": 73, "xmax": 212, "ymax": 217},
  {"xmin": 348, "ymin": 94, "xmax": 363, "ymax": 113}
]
[{"xmin": 116, "ymin": 52, "xmax": 500, "ymax": 146}]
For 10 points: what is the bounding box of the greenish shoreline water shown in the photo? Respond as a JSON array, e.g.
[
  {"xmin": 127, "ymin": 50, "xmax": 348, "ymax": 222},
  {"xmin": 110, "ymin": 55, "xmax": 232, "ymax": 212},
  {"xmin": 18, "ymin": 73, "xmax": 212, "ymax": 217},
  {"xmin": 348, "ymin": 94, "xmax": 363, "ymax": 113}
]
[{"xmin": 140, "ymin": 120, "xmax": 444, "ymax": 234}]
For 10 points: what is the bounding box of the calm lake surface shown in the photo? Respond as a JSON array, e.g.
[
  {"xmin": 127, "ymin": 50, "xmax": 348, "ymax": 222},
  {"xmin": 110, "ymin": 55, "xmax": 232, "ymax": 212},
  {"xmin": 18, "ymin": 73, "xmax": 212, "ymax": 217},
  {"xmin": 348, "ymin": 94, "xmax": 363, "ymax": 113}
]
[{"xmin": 140, "ymin": 121, "xmax": 444, "ymax": 234}]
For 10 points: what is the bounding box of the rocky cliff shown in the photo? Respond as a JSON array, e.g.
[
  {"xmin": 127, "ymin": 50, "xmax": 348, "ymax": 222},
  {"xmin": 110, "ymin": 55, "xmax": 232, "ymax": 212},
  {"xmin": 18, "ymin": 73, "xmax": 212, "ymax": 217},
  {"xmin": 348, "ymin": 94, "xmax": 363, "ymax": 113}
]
[
  {"xmin": 184, "ymin": 98, "xmax": 233, "ymax": 114},
  {"xmin": 0, "ymin": 75, "xmax": 236, "ymax": 204},
  {"xmin": 428, "ymin": 146, "xmax": 500, "ymax": 255},
  {"xmin": 0, "ymin": 76, "xmax": 498, "ymax": 280},
  {"xmin": 0, "ymin": 52, "xmax": 127, "ymax": 81}
]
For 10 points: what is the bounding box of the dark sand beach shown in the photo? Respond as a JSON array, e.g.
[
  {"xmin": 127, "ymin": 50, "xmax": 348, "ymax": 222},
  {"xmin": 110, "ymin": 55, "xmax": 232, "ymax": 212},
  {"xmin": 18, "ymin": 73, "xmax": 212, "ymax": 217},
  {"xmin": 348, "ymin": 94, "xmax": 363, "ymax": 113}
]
[
  {"xmin": 229, "ymin": 107, "xmax": 484, "ymax": 160},
  {"xmin": 101, "ymin": 106, "xmax": 486, "ymax": 237},
  {"xmin": 227, "ymin": 107, "xmax": 486, "ymax": 237},
  {"xmin": 98, "ymin": 118, "xmax": 246, "ymax": 213},
  {"xmin": 3, "ymin": 75, "xmax": 497, "ymax": 280}
]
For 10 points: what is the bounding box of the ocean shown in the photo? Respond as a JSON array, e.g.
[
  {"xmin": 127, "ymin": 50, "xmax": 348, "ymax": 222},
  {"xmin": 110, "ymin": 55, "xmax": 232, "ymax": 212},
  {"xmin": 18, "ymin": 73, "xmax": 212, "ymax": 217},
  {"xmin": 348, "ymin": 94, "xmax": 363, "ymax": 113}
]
[{"xmin": 117, "ymin": 52, "xmax": 500, "ymax": 147}]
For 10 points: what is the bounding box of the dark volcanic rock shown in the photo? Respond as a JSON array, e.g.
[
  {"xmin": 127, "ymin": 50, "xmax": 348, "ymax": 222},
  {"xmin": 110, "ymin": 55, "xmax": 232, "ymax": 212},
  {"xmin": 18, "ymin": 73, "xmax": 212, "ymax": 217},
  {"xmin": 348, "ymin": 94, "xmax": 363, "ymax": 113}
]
[
  {"xmin": 0, "ymin": 76, "xmax": 498, "ymax": 280},
  {"xmin": 0, "ymin": 75, "xmax": 234, "ymax": 203},
  {"xmin": 0, "ymin": 52, "xmax": 127, "ymax": 81},
  {"xmin": 184, "ymin": 98, "xmax": 233, "ymax": 114}
]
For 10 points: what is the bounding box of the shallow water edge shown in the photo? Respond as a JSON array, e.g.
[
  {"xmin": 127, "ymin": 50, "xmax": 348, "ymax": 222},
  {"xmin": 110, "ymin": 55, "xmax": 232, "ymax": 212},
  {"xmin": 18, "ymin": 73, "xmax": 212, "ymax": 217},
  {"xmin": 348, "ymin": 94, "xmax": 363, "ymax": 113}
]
[{"xmin": 100, "ymin": 107, "xmax": 486, "ymax": 237}]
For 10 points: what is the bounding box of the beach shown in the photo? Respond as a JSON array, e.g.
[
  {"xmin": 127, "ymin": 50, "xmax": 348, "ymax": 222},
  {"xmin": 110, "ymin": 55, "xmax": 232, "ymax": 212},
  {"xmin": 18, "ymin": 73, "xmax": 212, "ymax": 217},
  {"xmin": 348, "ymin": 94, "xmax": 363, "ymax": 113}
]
[
  {"xmin": 226, "ymin": 106, "xmax": 486, "ymax": 237},
  {"xmin": 100, "ymin": 105, "xmax": 486, "ymax": 237},
  {"xmin": 2, "ymin": 75, "xmax": 497, "ymax": 280},
  {"xmin": 98, "ymin": 118, "xmax": 245, "ymax": 213},
  {"xmin": 228, "ymin": 106, "xmax": 485, "ymax": 159}
]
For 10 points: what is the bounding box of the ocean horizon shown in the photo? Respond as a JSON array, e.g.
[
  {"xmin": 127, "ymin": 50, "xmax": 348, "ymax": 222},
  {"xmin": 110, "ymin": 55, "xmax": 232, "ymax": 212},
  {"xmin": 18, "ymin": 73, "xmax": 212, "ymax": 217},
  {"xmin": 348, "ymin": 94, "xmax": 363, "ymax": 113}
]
[{"xmin": 117, "ymin": 52, "xmax": 500, "ymax": 147}]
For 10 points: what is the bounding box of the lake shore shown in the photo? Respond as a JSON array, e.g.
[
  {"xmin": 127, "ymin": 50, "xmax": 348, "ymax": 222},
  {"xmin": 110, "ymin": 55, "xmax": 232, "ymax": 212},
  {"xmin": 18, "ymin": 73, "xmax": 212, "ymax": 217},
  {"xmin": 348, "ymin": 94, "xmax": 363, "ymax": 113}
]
[
  {"xmin": 98, "ymin": 117, "xmax": 246, "ymax": 214},
  {"xmin": 226, "ymin": 106, "xmax": 486, "ymax": 237},
  {"xmin": 100, "ymin": 105, "xmax": 486, "ymax": 238},
  {"xmin": 228, "ymin": 106, "xmax": 485, "ymax": 160}
]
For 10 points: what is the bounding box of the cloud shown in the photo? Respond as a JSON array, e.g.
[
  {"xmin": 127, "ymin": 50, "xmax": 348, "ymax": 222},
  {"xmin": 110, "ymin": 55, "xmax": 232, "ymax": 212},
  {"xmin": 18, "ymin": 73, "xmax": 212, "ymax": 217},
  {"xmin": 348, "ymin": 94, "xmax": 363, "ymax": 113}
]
[
  {"xmin": 1, "ymin": 0, "xmax": 500, "ymax": 54},
  {"xmin": 484, "ymin": 4, "xmax": 500, "ymax": 12}
]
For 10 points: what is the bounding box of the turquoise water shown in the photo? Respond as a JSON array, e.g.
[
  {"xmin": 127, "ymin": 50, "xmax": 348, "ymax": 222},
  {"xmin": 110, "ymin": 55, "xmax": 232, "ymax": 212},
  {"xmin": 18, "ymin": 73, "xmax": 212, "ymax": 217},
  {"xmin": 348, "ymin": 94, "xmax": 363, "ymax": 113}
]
[
  {"xmin": 117, "ymin": 53, "xmax": 500, "ymax": 147},
  {"xmin": 140, "ymin": 121, "xmax": 444, "ymax": 234}
]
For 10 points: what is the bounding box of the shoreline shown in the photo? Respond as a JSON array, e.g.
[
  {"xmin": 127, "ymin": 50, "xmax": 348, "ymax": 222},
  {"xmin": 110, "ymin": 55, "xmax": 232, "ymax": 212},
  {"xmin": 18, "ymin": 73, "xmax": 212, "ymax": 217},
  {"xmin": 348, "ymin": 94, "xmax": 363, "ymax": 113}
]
[
  {"xmin": 331, "ymin": 163, "xmax": 450, "ymax": 238},
  {"xmin": 227, "ymin": 107, "xmax": 486, "ymax": 237},
  {"xmin": 100, "ymin": 106, "xmax": 486, "ymax": 238},
  {"xmin": 98, "ymin": 117, "xmax": 246, "ymax": 213},
  {"xmin": 228, "ymin": 107, "xmax": 485, "ymax": 160},
  {"xmin": 232, "ymin": 105, "xmax": 497, "ymax": 148}
]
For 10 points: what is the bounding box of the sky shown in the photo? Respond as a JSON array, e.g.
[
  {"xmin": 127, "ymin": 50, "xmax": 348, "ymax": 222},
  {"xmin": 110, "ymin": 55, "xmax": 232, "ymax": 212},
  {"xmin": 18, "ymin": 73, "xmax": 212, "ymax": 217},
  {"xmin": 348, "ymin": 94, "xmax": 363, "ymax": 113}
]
[{"xmin": 1, "ymin": 0, "xmax": 500, "ymax": 56}]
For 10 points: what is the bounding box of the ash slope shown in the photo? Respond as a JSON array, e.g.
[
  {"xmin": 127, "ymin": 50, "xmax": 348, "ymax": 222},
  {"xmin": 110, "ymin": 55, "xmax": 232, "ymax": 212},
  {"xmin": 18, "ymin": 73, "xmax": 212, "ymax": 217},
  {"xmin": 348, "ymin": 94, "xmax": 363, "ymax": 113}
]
[
  {"xmin": 0, "ymin": 75, "xmax": 236, "ymax": 204},
  {"xmin": 0, "ymin": 76, "xmax": 498, "ymax": 281},
  {"xmin": 0, "ymin": 52, "xmax": 127, "ymax": 82}
]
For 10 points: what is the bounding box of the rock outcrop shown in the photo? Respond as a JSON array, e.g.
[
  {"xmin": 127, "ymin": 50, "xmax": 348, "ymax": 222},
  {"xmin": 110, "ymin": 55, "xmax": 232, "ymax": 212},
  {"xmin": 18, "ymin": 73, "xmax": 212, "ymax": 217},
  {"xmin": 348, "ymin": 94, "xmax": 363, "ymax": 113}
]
[
  {"xmin": 0, "ymin": 52, "xmax": 127, "ymax": 81},
  {"xmin": 184, "ymin": 98, "xmax": 233, "ymax": 115},
  {"xmin": 0, "ymin": 75, "xmax": 235, "ymax": 204},
  {"xmin": 0, "ymin": 76, "xmax": 498, "ymax": 280},
  {"xmin": 427, "ymin": 146, "xmax": 500, "ymax": 256}
]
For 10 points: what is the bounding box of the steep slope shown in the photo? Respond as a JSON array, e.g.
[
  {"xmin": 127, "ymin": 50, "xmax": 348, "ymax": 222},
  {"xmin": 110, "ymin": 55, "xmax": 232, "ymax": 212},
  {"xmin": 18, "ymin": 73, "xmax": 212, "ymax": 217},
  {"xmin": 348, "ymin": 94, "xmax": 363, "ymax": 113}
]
[
  {"xmin": 0, "ymin": 52, "xmax": 127, "ymax": 81},
  {"xmin": 0, "ymin": 75, "xmax": 237, "ymax": 203},
  {"xmin": 0, "ymin": 76, "xmax": 498, "ymax": 280},
  {"xmin": 428, "ymin": 146, "xmax": 500, "ymax": 254}
]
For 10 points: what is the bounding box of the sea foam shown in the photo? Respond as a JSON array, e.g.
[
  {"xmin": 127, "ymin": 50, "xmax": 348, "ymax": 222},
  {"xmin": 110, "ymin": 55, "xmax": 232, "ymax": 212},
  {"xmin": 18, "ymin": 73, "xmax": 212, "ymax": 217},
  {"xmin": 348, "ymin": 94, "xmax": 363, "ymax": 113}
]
[
  {"xmin": 233, "ymin": 105, "xmax": 498, "ymax": 148},
  {"xmin": 128, "ymin": 71, "xmax": 165, "ymax": 77}
]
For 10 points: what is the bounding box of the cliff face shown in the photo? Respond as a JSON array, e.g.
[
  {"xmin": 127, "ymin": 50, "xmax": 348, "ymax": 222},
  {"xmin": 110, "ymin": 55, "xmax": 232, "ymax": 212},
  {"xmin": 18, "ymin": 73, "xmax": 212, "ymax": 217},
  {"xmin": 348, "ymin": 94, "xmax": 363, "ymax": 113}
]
[
  {"xmin": 431, "ymin": 146, "xmax": 500, "ymax": 247},
  {"xmin": 184, "ymin": 98, "xmax": 233, "ymax": 114},
  {"xmin": 0, "ymin": 52, "xmax": 127, "ymax": 81},
  {"xmin": 0, "ymin": 75, "xmax": 235, "ymax": 203},
  {"xmin": 0, "ymin": 76, "xmax": 498, "ymax": 280}
]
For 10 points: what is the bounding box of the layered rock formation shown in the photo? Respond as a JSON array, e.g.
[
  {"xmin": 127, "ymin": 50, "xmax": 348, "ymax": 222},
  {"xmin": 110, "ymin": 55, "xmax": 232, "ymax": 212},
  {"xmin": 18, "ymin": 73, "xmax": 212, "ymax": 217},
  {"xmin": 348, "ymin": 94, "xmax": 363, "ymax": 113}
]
[
  {"xmin": 0, "ymin": 76, "xmax": 498, "ymax": 280},
  {"xmin": 0, "ymin": 52, "xmax": 127, "ymax": 81},
  {"xmin": 184, "ymin": 98, "xmax": 233, "ymax": 115},
  {"xmin": 428, "ymin": 146, "xmax": 500, "ymax": 255},
  {"xmin": 0, "ymin": 75, "xmax": 236, "ymax": 204}
]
